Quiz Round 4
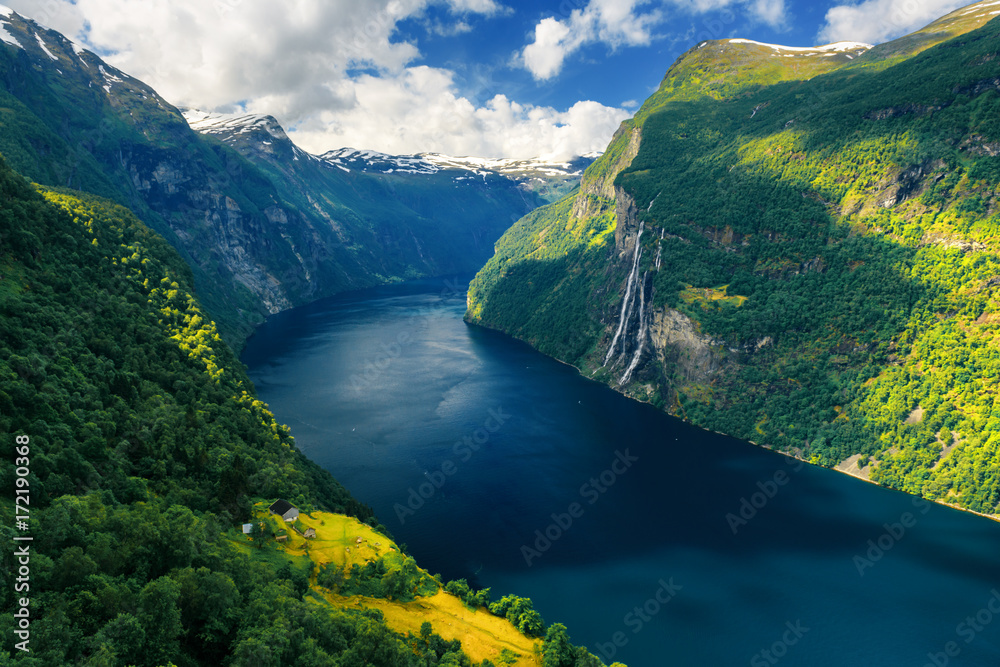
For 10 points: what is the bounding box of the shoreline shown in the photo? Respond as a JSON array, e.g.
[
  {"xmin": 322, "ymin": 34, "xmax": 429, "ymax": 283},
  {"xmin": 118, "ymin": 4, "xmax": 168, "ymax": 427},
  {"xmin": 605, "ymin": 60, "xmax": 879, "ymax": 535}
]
[{"xmin": 465, "ymin": 315, "xmax": 1000, "ymax": 527}]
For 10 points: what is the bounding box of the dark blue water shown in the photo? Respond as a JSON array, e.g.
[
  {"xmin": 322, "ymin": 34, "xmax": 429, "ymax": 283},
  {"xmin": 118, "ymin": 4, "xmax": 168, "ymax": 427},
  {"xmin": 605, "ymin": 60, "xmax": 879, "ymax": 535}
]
[{"xmin": 242, "ymin": 275, "xmax": 1000, "ymax": 667}]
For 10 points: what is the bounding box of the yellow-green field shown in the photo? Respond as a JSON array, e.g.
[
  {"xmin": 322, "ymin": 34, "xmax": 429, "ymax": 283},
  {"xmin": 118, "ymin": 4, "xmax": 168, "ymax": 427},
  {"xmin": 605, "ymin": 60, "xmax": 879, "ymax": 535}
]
[
  {"xmin": 679, "ymin": 283, "xmax": 747, "ymax": 309},
  {"xmin": 319, "ymin": 590, "xmax": 543, "ymax": 666},
  {"xmin": 231, "ymin": 503, "xmax": 543, "ymax": 666}
]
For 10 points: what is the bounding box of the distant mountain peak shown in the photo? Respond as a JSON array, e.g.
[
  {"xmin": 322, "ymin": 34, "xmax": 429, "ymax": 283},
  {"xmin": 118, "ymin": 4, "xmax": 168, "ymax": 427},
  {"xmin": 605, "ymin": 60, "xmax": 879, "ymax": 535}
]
[
  {"xmin": 0, "ymin": 7, "xmax": 22, "ymax": 49},
  {"xmin": 182, "ymin": 109, "xmax": 290, "ymax": 141},
  {"xmin": 0, "ymin": 8, "xmax": 178, "ymax": 127},
  {"xmin": 319, "ymin": 146, "xmax": 597, "ymax": 180},
  {"xmin": 0, "ymin": 5, "xmax": 101, "ymax": 70},
  {"xmin": 319, "ymin": 146, "xmax": 435, "ymax": 174},
  {"xmin": 180, "ymin": 109, "xmax": 594, "ymax": 202}
]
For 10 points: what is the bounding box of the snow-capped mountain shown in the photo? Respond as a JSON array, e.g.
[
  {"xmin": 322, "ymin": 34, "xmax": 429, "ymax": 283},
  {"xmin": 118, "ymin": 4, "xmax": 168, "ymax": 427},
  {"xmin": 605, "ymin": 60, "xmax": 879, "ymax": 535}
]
[
  {"xmin": 183, "ymin": 109, "xmax": 596, "ymax": 200},
  {"xmin": 0, "ymin": 4, "xmax": 178, "ymax": 116},
  {"xmin": 184, "ymin": 109, "xmax": 596, "ymax": 191},
  {"xmin": 183, "ymin": 109, "xmax": 288, "ymax": 140},
  {"xmin": 320, "ymin": 146, "xmax": 597, "ymax": 181}
]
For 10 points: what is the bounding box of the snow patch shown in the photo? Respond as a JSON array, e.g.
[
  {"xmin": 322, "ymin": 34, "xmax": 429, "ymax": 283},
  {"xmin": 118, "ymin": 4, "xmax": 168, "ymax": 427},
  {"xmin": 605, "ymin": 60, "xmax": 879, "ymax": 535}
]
[
  {"xmin": 69, "ymin": 40, "xmax": 89, "ymax": 67},
  {"xmin": 34, "ymin": 32, "xmax": 57, "ymax": 60},
  {"xmin": 728, "ymin": 38, "xmax": 872, "ymax": 53},
  {"xmin": 959, "ymin": 0, "xmax": 1000, "ymax": 15},
  {"xmin": 98, "ymin": 65, "xmax": 120, "ymax": 95},
  {"xmin": 98, "ymin": 64, "xmax": 123, "ymax": 92},
  {"xmin": 0, "ymin": 7, "xmax": 21, "ymax": 49}
]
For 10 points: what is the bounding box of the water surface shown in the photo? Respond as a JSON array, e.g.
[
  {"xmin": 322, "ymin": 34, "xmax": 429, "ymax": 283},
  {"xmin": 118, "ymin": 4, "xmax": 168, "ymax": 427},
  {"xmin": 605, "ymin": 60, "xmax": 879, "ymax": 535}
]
[{"xmin": 242, "ymin": 276, "xmax": 1000, "ymax": 667}]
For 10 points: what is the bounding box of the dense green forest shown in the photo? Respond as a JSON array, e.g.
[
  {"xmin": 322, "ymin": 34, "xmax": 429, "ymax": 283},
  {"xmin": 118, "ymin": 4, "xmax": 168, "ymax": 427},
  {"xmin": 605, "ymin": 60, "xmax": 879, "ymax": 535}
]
[
  {"xmin": 0, "ymin": 158, "xmax": 613, "ymax": 666},
  {"xmin": 468, "ymin": 11, "xmax": 1000, "ymax": 515}
]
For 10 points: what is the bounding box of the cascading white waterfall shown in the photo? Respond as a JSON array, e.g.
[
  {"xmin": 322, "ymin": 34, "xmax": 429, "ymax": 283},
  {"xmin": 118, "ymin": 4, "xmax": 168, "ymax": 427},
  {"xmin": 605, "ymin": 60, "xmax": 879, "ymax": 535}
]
[
  {"xmin": 620, "ymin": 271, "xmax": 649, "ymax": 385},
  {"xmin": 654, "ymin": 228, "xmax": 665, "ymax": 271},
  {"xmin": 603, "ymin": 228, "xmax": 644, "ymax": 366},
  {"xmin": 615, "ymin": 278, "xmax": 638, "ymax": 364}
]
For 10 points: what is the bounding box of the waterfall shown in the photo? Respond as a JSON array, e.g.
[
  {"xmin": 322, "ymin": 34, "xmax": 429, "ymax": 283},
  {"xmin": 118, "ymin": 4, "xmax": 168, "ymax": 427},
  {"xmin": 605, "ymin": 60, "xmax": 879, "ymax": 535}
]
[
  {"xmin": 620, "ymin": 271, "xmax": 649, "ymax": 385},
  {"xmin": 603, "ymin": 227, "xmax": 654, "ymax": 384},
  {"xmin": 603, "ymin": 228, "xmax": 644, "ymax": 366},
  {"xmin": 654, "ymin": 229, "xmax": 664, "ymax": 271},
  {"xmin": 647, "ymin": 192, "xmax": 661, "ymax": 212}
]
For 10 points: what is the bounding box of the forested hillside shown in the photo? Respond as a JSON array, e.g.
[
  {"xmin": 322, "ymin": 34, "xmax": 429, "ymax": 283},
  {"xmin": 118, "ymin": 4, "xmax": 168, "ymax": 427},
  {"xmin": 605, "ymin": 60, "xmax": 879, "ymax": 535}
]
[
  {"xmin": 468, "ymin": 4, "xmax": 1000, "ymax": 516},
  {"xmin": 0, "ymin": 158, "xmax": 613, "ymax": 666}
]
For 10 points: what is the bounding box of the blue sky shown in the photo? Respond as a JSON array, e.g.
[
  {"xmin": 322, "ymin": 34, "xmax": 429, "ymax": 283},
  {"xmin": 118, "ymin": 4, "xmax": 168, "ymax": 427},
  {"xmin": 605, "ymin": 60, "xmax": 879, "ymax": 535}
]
[
  {"xmin": 10, "ymin": 0, "xmax": 972, "ymax": 158},
  {"xmin": 391, "ymin": 1, "xmax": 841, "ymax": 112}
]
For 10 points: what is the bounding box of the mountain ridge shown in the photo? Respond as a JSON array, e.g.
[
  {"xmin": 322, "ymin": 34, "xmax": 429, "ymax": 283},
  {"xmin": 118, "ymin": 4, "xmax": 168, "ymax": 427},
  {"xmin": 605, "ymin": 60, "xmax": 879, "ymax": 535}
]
[{"xmin": 183, "ymin": 108, "xmax": 597, "ymax": 200}]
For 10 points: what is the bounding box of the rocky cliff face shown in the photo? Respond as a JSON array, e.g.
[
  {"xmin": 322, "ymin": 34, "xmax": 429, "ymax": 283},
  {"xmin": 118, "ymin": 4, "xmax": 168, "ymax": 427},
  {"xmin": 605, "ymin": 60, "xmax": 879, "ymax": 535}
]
[
  {"xmin": 649, "ymin": 309, "xmax": 724, "ymax": 382},
  {"xmin": 115, "ymin": 139, "xmax": 311, "ymax": 317},
  {"xmin": 571, "ymin": 125, "xmax": 642, "ymax": 221},
  {"xmin": 613, "ymin": 186, "xmax": 640, "ymax": 252}
]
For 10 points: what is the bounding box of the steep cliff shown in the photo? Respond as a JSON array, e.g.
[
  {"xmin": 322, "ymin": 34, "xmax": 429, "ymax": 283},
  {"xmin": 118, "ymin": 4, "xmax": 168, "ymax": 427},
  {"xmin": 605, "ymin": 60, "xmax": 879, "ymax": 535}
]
[{"xmin": 467, "ymin": 2, "xmax": 1000, "ymax": 516}]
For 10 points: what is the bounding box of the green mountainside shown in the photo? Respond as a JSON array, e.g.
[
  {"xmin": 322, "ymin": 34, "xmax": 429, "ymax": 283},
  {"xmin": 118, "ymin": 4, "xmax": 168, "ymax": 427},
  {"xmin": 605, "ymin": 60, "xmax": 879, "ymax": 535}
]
[
  {"xmin": 467, "ymin": 2, "xmax": 1000, "ymax": 516},
  {"xmin": 0, "ymin": 11, "xmax": 557, "ymax": 349},
  {"xmin": 0, "ymin": 159, "xmax": 614, "ymax": 666}
]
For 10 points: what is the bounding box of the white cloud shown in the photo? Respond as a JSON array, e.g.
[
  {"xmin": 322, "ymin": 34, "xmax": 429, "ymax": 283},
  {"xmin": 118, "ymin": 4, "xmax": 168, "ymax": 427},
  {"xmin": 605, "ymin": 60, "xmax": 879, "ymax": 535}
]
[
  {"xmin": 286, "ymin": 66, "xmax": 631, "ymax": 159},
  {"xmin": 666, "ymin": 0, "xmax": 787, "ymax": 24},
  {"xmin": 446, "ymin": 0, "xmax": 506, "ymax": 14},
  {"xmin": 8, "ymin": 0, "xmax": 427, "ymax": 111},
  {"xmin": 519, "ymin": 0, "xmax": 789, "ymax": 81},
  {"xmin": 817, "ymin": 0, "xmax": 967, "ymax": 44},
  {"xmin": 521, "ymin": 0, "xmax": 662, "ymax": 81},
  {"xmin": 4, "ymin": 0, "xmax": 622, "ymax": 158},
  {"xmin": 523, "ymin": 17, "xmax": 576, "ymax": 80},
  {"xmin": 425, "ymin": 19, "xmax": 475, "ymax": 36},
  {"xmin": 747, "ymin": 0, "xmax": 788, "ymax": 27}
]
